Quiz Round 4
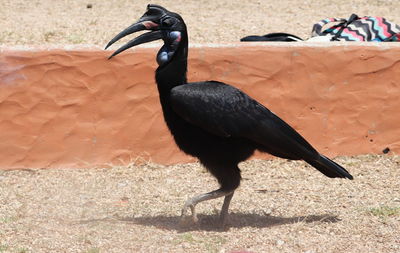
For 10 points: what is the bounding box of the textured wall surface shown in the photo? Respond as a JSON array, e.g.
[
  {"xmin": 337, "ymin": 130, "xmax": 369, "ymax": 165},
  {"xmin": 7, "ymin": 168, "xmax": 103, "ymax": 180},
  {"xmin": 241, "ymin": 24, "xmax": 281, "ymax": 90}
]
[{"xmin": 0, "ymin": 43, "xmax": 399, "ymax": 169}]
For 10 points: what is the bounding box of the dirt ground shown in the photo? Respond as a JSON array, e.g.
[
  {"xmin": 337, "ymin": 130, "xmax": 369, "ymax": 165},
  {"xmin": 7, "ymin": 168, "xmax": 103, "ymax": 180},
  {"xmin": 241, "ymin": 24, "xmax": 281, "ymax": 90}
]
[
  {"xmin": 1, "ymin": 0, "xmax": 400, "ymax": 45},
  {"xmin": 1, "ymin": 0, "xmax": 400, "ymax": 252},
  {"xmin": 1, "ymin": 155, "xmax": 400, "ymax": 252}
]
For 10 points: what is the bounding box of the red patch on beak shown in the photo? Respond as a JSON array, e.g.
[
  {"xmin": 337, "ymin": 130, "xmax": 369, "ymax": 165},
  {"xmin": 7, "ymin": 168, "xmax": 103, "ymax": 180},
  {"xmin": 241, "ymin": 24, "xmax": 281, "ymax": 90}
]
[{"xmin": 142, "ymin": 21, "xmax": 159, "ymax": 29}]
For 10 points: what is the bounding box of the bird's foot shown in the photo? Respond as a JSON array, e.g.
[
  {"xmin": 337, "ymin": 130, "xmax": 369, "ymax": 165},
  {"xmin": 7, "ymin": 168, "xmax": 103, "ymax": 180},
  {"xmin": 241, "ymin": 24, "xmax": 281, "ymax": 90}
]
[
  {"xmin": 180, "ymin": 203, "xmax": 198, "ymax": 225},
  {"xmin": 217, "ymin": 191, "xmax": 233, "ymax": 228},
  {"xmin": 179, "ymin": 190, "xmax": 234, "ymax": 227},
  {"xmin": 179, "ymin": 215, "xmax": 198, "ymax": 226},
  {"xmin": 218, "ymin": 212, "xmax": 228, "ymax": 228}
]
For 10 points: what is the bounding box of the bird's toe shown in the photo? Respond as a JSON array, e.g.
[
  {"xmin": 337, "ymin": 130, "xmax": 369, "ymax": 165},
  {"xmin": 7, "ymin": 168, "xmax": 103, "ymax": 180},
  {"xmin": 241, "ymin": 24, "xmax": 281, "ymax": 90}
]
[
  {"xmin": 179, "ymin": 213, "xmax": 198, "ymax": 226},
  {"xmin": 180, "ymin": 203, "xmax": 199, "ymax": 226}
]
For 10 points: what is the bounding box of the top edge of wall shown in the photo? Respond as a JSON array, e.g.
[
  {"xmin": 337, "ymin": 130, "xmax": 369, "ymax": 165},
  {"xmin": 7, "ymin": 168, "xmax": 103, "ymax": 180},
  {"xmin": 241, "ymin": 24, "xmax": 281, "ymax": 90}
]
[{"xmin": 2, "ymin": 42, "xmax": 400, "ymax": 52}]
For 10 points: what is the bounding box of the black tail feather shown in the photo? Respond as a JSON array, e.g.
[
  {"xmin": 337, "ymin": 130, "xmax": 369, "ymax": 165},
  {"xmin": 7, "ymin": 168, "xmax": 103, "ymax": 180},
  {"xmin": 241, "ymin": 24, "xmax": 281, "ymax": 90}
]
[{"xmin": 307, "ymin": 155, "xmax": 353, "ymax": 180}]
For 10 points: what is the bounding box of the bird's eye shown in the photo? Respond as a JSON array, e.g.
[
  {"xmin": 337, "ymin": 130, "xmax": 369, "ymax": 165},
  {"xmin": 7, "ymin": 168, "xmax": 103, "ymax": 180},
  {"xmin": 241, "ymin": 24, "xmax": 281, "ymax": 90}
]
[{"xmin": 146, "ymin": 9, "xmax": 155, "ymax": 15}]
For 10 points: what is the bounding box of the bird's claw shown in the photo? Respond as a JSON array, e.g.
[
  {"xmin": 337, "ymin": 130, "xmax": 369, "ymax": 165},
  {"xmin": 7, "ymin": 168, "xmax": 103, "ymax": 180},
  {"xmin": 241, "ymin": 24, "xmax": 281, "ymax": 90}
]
[
  {"xmin": 180, "ymin": 203, "xmax": 198, "ymax": 225},
  {"xmin": 179, "ymin": 215, "xmax": 198, "ymax": 226}
]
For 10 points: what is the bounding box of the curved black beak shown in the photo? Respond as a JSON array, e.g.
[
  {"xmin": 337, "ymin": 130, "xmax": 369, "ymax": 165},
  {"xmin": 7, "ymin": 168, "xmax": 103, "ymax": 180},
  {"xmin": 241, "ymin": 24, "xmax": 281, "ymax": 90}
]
[{"xmin": 105, "ymin": 21, "xmax": 162, "ymax": 59}]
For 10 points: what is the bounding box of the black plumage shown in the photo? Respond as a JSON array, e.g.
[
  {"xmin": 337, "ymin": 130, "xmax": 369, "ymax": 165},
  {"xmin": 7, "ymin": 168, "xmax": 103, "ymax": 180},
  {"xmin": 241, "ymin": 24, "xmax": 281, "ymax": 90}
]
[{"xmin": 105, "ymin": 4, "xmax": 353, "ymax": 225}]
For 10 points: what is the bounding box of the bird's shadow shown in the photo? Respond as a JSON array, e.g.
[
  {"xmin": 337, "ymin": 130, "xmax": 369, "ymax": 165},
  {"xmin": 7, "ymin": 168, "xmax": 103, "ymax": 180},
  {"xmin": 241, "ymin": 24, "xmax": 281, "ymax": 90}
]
[{"xmin": 81, "ymin": 212, "xmax": 341, "ymax": 232}]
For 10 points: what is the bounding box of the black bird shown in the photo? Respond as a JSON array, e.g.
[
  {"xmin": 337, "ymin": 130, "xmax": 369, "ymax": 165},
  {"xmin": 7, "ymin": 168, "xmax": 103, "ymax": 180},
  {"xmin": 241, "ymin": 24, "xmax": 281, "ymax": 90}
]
[{"xmin": 105, "ymin": 5, "xmax": 353, "ymax": 225}]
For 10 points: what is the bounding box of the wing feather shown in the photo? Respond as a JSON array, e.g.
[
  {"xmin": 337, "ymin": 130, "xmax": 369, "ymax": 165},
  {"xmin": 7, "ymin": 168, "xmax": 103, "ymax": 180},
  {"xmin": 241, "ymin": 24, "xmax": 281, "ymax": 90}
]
[{"xmin": 170, "ymin": 81, "xmax": 318, "ymax": 158}]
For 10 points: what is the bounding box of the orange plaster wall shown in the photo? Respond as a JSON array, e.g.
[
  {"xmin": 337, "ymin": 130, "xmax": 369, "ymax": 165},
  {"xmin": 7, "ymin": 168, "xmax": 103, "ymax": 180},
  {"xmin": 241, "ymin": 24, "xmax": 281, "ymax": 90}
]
[{"xmin": 0, "ymin": 43, "xmax": 399, "ymax": 169}]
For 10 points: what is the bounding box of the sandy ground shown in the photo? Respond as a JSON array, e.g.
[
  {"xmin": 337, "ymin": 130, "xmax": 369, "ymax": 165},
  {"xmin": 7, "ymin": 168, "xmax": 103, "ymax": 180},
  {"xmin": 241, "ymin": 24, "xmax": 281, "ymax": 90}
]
[
  {"xmin": 1, "ymin": 0, "xmax": 400, "ymax": 252},
  {"xmin": 1, "ymin": 0, "xmax": 400, "ymax": 45},
  {"xmin": 1, "ymin": 155, "xmax": 400, "ymax": 252}
]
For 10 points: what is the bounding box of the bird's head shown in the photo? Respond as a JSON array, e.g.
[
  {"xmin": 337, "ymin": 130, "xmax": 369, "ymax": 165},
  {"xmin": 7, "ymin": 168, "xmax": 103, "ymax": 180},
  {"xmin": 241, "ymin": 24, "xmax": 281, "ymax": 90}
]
[{"xmin": 105, "ymin": 4, "xmax": 187, "ymax": 66}]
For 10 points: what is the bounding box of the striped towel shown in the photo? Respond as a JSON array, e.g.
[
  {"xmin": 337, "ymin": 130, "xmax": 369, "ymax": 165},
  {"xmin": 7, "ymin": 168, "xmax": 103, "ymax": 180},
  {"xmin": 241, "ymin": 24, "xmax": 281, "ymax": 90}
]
[{"xmin": 312, "ymin": 14, "xmax": 400, "ymax": 42}]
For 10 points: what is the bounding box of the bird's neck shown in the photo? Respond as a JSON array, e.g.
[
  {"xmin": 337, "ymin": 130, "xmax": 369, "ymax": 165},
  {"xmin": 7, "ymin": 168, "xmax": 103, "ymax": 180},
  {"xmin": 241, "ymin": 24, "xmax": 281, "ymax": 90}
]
[{"xmin": 155, "ymin": 34, "xmax": 188, "ymax": 95}]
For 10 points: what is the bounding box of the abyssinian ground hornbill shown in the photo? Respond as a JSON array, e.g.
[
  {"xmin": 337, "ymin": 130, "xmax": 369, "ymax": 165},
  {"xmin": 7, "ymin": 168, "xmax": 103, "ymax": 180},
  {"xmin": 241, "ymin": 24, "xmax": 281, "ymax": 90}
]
[{"xmin": 105, "ymin": 4, "xmax": 353, "ymax": 225}]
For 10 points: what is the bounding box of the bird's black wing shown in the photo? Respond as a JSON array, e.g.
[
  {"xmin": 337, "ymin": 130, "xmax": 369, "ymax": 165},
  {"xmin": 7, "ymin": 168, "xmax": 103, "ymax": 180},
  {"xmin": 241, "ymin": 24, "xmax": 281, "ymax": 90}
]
[{"xmin": 170, "ymin": 81, "xmax": 318, "ymax": 160}]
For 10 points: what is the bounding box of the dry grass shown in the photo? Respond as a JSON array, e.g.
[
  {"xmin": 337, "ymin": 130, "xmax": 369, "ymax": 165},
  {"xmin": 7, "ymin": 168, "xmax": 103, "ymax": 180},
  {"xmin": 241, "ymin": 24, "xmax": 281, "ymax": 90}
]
[{"xmin": 1, "ymin": 155, "xmax": 400, "ymax": 252}]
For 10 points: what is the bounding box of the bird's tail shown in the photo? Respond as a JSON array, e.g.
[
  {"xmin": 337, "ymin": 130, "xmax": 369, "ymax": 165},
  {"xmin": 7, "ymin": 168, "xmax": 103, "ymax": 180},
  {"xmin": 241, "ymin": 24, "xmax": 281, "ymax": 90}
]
[{"xmin": 306, "ymin": 154, "xmax": 353, "ymax": 180}]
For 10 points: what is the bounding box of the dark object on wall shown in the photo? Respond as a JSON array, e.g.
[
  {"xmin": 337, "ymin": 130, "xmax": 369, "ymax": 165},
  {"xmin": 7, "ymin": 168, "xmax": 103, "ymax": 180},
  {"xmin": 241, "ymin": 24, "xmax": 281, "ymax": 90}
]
[
  {"xmin": 241, "ymin": 32, "xmax": 303, "ymax": 42},
  {"xmin": 241, "ymin": 14, "xmax": 400, "ymax": 42}
]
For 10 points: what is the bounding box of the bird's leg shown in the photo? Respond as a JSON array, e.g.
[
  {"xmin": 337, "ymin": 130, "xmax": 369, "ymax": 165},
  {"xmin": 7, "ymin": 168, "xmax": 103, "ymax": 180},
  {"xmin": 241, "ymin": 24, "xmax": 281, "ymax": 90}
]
[
  {"xmin": 219, "ymin": 191, "xmax": 234, "ymax": 226},
  {"xmin": 181, "ymin": 189, "xmax": 233, "ymax": 224}
]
